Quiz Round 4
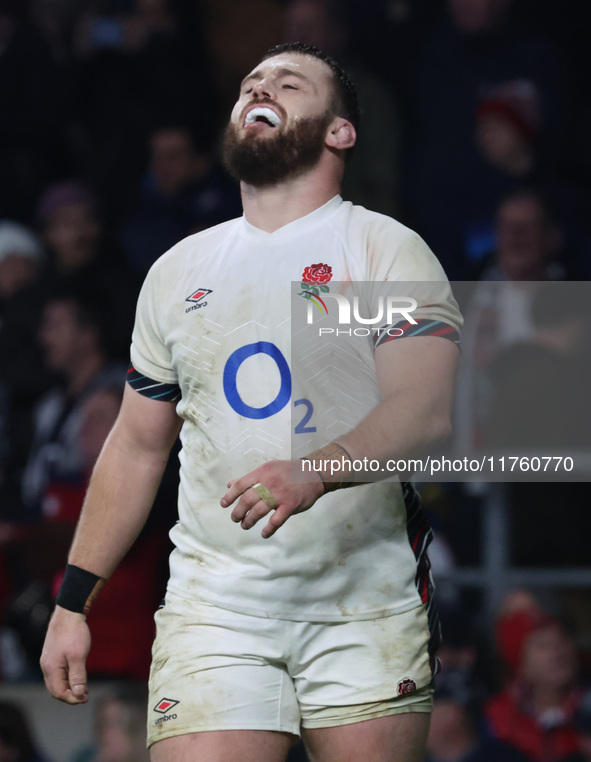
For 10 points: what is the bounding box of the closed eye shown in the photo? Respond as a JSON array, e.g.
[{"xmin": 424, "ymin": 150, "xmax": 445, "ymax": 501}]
[{"xmin": 282, "ymin": 83, "xmax": 298, "ymax": 90}]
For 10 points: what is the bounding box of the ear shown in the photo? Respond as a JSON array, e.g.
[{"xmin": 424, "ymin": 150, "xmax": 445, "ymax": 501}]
[{"xmin": 325, "ymin": 118, "xmax": 356, "ymax": 152}]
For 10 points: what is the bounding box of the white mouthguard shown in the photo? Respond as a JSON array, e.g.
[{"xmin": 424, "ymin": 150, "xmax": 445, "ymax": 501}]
[{"xmin": 244, "ymin": 107, "xmax": 281, "ymax": 127}]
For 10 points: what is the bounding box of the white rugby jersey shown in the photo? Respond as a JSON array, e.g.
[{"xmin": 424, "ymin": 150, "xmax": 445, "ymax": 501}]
[{"xmin": 130, "ymin": 196, "xmax": 461, "ymax": 622}]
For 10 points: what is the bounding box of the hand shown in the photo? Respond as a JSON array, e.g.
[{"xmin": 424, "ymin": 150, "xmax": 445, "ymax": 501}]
[
  {"xmin": 40, "ymin": 606, "xmax": 91, "ymax": 704},
  {"xmin": 220, "ymin": 460, "xmax": 324, "ymax": 538}
]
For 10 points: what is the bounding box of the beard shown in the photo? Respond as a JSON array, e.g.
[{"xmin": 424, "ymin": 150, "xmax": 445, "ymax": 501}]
[{"xmin": 222, "ymin": 107, "xmax": 333, "ymax": 187}]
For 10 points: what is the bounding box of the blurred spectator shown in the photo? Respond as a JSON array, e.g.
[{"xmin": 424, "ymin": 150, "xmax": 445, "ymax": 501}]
[
  {"xmin": 483, "ymin": 283, "xmax": 591, "ymax": 568},
  {"xmin": 38, "ymin": 180, "xmax": 102, "ymax": 274},
  {"xmin": 572, "ymin": 690, "xmax": 591, "ymax": 762},
  {"xmin": 494, "ymin": 596, "xmax": 556, "ymax": 678},
  {"xmin": 478, "ymin": 188, "xmax": 565, "ymax": 321},
  {"xmin": 407, "ymin": 0, "xmax": 570, "ymax": 277},
  {"xmin": 48, "ymin": 383, "xmax": 172, "ymax": 681},
  {"xmin": 119, "ymin": 124, "xmax": 241, "ymax": 275},
  {"xmin": 450, "ymin": 81, "xmax": 590, "ymax": 277},
  {"xmin": 514, "ymin": 0, "xmax": 591, "ymax": 184},
  {"xmin": 37, "ymin": 180, "xmax": 139, "ymax": 358},
  {"xmin": 455, "ymin": 80, "xmax": 542, "ymax": 273},
  {"xmin": 71, "ymin": 0, "xmax": 214, "ymax": 221},
  {"xmin": 2, "ymin": 377, "xmax": 172, "ymax": 680},
  {"xmin": 284, "ymin": 0, "xmax": 401, "ymax": 216},
  {"xmin": 0, "ymin": 221, "xmax": 43, "ymax": 310},
  {"xmin": 0, "ymin": 700, "xmax": 50, "ymax": 762},
  {"xmin": 455, "ymin": 190, "xmax": 565, "ymax": 452},
  {"xmin": 476, "ymin": 80, "xmax": 540, "ymax": 178},
  {"xmin": 0, "ymin": 223, "xmax": 50, "ymax": 522},
  {"xmin": 70, "ymin": 683, "xmax": 150, "ymax": 762},
  {"xmin": 0, "ymin": 1, "xmax": 68, "ymax": 223},
  {"xmin": 486, "ymin": 282, "xmax": 591, "ymax": 450},
  {"xmin": 0, "ymin": 220, "xmax": 44, "ymax": 489},
  {"xmin": 22, "ymin": 285, "xmax": 125, "ymax": 517},
  {"xmin": 427, "ymin": 667, "xmax": 530, "ymax": 762},
  {"xmin": 0, "ymin": 286, "xmax": 123, "ymax": 675},
  {"xmin": 28, "ymin": 0, "xmax": 86, "ymax": 65},
  {"xmin": 486, "ymin": 608, "xmax": 585, "ymax": 761}
]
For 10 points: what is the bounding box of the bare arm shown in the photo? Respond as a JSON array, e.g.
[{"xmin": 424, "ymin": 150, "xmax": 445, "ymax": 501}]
[
  {"xmin": 338, "ymin": 336, "xmax": 459, "ymax": 465},
  {"xmin": 41, "ymin": 383, "xmax": 182, "ymax": 703},
  {"xmin": 222, "ymin": 336, "xmax": 460, "ymax": 537},
  {"xmin": 67, "ymin": 383, "xmax": 181, "ymax": 576}
]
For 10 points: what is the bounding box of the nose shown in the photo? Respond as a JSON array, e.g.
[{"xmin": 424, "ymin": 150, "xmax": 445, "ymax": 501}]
[{"xmin": 251, "ymin": 78, "xmax": 274, "ymax": 100}]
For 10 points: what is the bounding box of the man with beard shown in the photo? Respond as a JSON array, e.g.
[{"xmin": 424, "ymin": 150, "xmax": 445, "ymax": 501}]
[{"xmin": 40, "ymin": 43, "xmax": 462, "ymax": 762}]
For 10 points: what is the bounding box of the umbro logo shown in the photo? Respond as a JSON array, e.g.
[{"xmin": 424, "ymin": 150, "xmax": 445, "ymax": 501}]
[
  {"xmin": 154, "ymin": 697, "xmax": 180, "ymax": 725},
  {"xmin": 154, "ymin": 698, "xmax": 179, "ymax": 714},
  {"xmin": 185, "ymin": 288, "xmax": 212, "ymax": 313}
]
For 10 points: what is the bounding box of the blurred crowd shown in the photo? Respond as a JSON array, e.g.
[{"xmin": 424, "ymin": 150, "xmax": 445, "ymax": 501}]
[{"xmin": 1, "ymin": 0, "xmax": 591, "ymax": 760}]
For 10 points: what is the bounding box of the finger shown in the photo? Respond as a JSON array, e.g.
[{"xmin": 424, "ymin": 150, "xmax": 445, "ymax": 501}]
[
  {"xmin": 261, "ymin": 506, "xmax": 292, "ymax": 539},
  {"xmin": 67, "ymin": 657, "xmax": 89, "ymax": 700},
  {"xmin": 43, "ymin": 665, "xmax": 69, "ymax": 702},
  {"xmin": 43, "ymin": 665, "xmax": 88, "ymax": 704},
  {"xmin": 221, "ymin": 473, "xmax": 254, "ymax": 507},
  {"xmin": 239, "ymin": 499, "xmax": 273, "ymax": 530},
  {"xmin": 230, "ymin": 489, "xmax": 263, "ymax": 523},
  {"xmin": 60, "ymin": 685, "xmax": 89, "ymax": 705}
]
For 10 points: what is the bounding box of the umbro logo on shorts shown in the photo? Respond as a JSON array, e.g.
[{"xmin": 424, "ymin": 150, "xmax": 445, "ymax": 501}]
[
  {"xmin": 154, "ymin": 698, "xmax": 179, "ymax": 714},
  {"xmin": 185, "ymin": 288, "xmax": 212, "ymax": 313},
  {"xmin": 154, "ymin": 698, "xmax": 180, "ymax": 725}
]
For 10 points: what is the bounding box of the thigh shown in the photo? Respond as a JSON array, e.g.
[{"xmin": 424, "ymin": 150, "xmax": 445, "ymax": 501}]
[
  {"xmin": 151, "ymin": 729, "xmax": 294, "ymax": 762},
  {"xmin": 303, "ymin": 712, "xmax": 430, "ymax": 762},
  {"xmin": 147, "ymin": 596, "xmax": 300, "ymax": 748}
]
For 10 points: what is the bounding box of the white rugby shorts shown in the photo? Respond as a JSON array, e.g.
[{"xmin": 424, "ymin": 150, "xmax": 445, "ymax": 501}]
[{"xmin": 147, "ymin": 593, "xmax": 434, "ymax": 748}]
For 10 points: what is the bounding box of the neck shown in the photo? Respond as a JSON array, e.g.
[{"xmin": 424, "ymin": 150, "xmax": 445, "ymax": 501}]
[{"xmin": 240, "ymin": 157, "xmax": 342, "ymax": 232}]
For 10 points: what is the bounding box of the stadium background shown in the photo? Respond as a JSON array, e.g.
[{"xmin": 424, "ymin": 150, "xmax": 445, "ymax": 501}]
[{"xmin": 1, "ymin": 0, "xmax": 590, "ymax": 759}]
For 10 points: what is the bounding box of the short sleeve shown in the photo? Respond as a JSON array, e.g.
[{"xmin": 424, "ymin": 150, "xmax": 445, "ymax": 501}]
[
  {"xmin": 129, "ymin": 263, "xmax": 178, "ymax": 384},
  {"xmin": 363, "ymin": 220, "xmax": 463, "ymax": 341}
]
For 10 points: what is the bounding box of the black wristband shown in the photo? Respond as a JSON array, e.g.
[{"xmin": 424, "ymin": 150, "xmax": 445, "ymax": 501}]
[{"xmin": 56, "ymin": 564, "xmax": 106, "ymax": 616}]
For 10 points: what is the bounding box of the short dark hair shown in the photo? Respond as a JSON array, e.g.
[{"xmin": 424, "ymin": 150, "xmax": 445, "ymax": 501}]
[{"xmin": 262, "ymin": 42, "xmax": 361, "ymax": 135}]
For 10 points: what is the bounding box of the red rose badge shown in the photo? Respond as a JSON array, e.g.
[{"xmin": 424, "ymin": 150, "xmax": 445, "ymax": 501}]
[
  {"xmin": 397, "ymin": 678, "xmax": 417, "ymax": 696},
  {"xmin": 302, "ymin": 263, "xmax": 332, "ymax": 284},
  {"xmin": 298, "ymin": 262, "xmax": 332, "ymax": 303}
]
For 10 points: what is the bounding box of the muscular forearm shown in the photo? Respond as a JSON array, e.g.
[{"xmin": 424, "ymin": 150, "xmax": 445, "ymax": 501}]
[
  {"xmin": 42, "ymin": 388, "xmax": 179, "ymax": 704},
  {"xmin": 302, "ymin": 391, "xmax": 451, "ymax": 489},
  {"xmin": 304, "ymin": 338, "xmax": 459, "ymax": 485},
  {"xmin": 337, "ymin": 387, "xmax": 452, "ymax": 465},
  {"xmin": 67, "ymin": 428, "xmax": 171, "ymax": 579}
]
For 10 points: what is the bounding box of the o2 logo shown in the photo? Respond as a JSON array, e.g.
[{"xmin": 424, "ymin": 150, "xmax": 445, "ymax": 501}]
[{"xmin": 223, "ymin": 341, "xmax": 316, "ymax": 433}]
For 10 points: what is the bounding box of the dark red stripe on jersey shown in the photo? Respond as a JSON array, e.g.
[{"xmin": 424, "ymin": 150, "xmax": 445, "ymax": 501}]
[
  {"xmin": 373, "ymin": 319, "xmax": 460, "ymax": 350},
  {"xmin": 402, "ymin": 481, "xmax": 441, "ymax": 677},
  {"xmin": 430, "ymin": 326, "xmax": 456, "ymax": 337}
]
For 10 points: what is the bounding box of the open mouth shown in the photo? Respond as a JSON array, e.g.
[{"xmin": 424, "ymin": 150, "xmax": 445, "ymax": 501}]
[{"xmin": 244, "ymin": 107, "xmax": 281, "ymax": 128}]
